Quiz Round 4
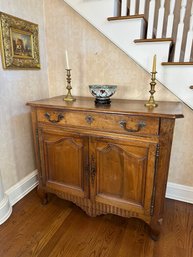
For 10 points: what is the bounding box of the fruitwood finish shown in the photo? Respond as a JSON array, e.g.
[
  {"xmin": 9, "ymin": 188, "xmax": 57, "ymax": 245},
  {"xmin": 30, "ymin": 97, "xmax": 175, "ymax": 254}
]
[{"xmin": 27, "ymin": 96, "xmax": 183, "ymax": 240}]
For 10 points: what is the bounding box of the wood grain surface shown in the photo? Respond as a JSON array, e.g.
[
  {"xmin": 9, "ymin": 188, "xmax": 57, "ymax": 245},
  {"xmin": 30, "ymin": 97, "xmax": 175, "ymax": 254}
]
[
  {"xmin": 27, "ymin": 96, "xmax": 183, "ymax": 119},
  {"xmin": 0, "ymin": 190, "xmax": 192, "ymax": 257}
]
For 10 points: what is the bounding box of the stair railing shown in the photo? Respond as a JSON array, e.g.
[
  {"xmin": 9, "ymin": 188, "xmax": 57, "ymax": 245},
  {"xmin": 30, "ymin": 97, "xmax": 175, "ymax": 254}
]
[{"xmin": 117, "ymin": 0, "xmax": 193, "ymax": 62}]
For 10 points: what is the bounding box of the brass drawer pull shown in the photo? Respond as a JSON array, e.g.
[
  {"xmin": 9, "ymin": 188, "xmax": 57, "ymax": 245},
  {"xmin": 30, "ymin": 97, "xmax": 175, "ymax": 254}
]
[
  {"xmin": 119, "ymin": 120, "xmax": 146, "ymax": 133},
  {"xmin": 44, "ymin": 112, "xmax": 64, "ymax": 123},
  {"xmin": 85, "ymin": 115, "xmax": 94, "ymax": 124}
]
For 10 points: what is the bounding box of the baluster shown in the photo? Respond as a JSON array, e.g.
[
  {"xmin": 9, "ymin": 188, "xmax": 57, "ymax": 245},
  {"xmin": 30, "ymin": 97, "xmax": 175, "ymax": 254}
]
[
  {"xmin": 130, "ymin": 0, "xmax": 136, "ymax": 15},
  {"xmin": 139, "ymin": 0, "xmax": 146, "ymax": 14},
  {"xmin": 113, "ymin": 0, "xmax": 121, "ymax": 16},
  {"xmin": 156, "ymin": 0, "xmax": 165, "ymax": 38},
  {"xmin": 147, "ymin": 0, "xmax": 156, "ymax": 38},
  {"xmin": 166, "ymin": 0, "xmax": 176, "ymax": 37},
  {"xmin": 184, "ymin": 2, "xmax": 193, "ymax": 61},
  {"xmin": 174, "ymin": 0, "xmax": 187, "ymax": 61},
  {"xmin": 121, "ymin": 0, "xmax": 128, "ymax": 16}
]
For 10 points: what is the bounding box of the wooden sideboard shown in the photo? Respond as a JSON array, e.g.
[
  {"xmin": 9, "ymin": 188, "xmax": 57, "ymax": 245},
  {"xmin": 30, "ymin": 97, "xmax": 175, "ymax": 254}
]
[{"xmin": 27, "ymin": 96, "xmax": 183, "ymax": 240}]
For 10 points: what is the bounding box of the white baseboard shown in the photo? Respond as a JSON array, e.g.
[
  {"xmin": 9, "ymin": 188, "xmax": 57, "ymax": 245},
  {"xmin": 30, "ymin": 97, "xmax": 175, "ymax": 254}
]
[
  {"xmin": 0, "ymin": 170, "xmax": 38, "ymax": 225},
  {"xmin": 6, "ymin": 170, "xmax": 38, "ymax": 206},
  {"xmin": 0, "ymin": 195, "xmax": 12, "ymax": 225},
  {"xmin": 166, "ymin": 182, "xmax": 193, "ymax": 204}
]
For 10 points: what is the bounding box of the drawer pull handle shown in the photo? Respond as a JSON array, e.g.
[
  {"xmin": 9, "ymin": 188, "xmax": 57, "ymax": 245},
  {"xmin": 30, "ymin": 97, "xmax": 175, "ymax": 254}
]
[
  {"xmin": 119, "ymin": 120, "xmax": 146, "ymax": 133},
  {"xmin": 44, "ymin": 112, "xmax": 64, "ymax": 123},
  {"xmin": 85, "ymin": 115, "xmax": 94, "ymax": 124}
]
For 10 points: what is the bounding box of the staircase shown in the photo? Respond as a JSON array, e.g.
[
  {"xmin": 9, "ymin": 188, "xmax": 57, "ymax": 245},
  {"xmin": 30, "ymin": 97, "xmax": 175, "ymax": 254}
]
[{"xmin": 63, "ymin": 0, "xmax": 193, "ymax": 109}]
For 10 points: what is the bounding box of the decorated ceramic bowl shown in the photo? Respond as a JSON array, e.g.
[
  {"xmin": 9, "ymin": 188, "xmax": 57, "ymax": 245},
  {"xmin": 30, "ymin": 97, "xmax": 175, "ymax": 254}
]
[{"xmin": 89, "ymin": 85, "xmax": 117, "ymax": 104}]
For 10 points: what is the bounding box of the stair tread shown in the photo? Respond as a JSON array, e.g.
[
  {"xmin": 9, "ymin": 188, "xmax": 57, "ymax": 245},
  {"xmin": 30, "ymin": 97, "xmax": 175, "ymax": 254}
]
[
  {"xmin": 162, "ymin": 62, "xmax": 193, "ymax": 65},
  {"xmin": 134, "ymin": 38, "xmax": 173, "ymax": 43},
  {"xmin": 107, "ymin": 15, "xmax": 146, "ymax": 22}
]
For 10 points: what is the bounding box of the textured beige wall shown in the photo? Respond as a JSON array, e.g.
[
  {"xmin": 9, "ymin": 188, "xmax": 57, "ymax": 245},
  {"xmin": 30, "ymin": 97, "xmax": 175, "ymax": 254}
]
[
  {"xmin": 44, "ymin": 0, "xmax": 193, "ymax": 186},
  {"xmin": 0, "ymin": 0, "xmax": 49, "ymax": 190}
]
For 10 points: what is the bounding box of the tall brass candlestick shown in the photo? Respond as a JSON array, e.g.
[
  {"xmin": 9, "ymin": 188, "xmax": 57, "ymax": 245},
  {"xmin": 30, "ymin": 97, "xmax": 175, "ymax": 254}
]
[
  {"xmin": 63, "ymin": 69, "xmax": 76, "ymax": 102},
  {"xmin": 145, "ymin": 72, "xmax": 158, "ymax": 108},
  {"xmin": 145, "ymin": 55, "xmax": 158, "ymax": 108}
]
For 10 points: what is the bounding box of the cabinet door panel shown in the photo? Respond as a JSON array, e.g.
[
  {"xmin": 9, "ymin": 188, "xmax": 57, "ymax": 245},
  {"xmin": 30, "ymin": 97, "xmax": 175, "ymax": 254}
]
[
  {"xmin": 39, "ymin": 129, "xmax": 89, "ymax": 198},
  {"xmin": 90, "ymin": 138, "xmax": 156, "ymax": 216}
]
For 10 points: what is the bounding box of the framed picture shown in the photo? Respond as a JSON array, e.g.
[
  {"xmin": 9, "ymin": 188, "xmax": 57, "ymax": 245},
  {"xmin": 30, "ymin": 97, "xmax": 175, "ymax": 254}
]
[{"xmin": 0, "ymin": 12, "xmax": 40, "ymax": 69}]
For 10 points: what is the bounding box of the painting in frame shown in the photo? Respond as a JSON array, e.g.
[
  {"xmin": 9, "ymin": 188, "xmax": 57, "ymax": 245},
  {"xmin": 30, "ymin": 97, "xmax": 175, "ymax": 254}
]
[{"xmin": 0, "ymin": 12, "xmax": 40, "ymax": 69}]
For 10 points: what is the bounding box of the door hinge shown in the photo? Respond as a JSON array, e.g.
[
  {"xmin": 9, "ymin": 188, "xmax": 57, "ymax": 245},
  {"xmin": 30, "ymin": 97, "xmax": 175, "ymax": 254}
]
[
  {"xmin": 150, "ymin": 144, "xmax": 160, "ymax": 216},
  {"xmin": 85, "ymin": 160, "xmax": 89, "ymax": 181},
  {"xmin": 35, "ymin": 127, "xmax": 38, "ymax": 135},
  {"xmin": 90, "ymin": 154, "xmax": 96, "ymax": 186},
  {"xmin": 35, "ymin": 128, "xmax": 40, "ymax": 153},
  {"xmin": 35, "ymin": 127, "xmax": 43, "ymax": 181}
]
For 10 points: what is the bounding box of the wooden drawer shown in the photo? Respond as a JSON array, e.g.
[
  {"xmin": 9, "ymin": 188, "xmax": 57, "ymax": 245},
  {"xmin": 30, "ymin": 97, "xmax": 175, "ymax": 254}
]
[{"xmin": 37, "ymin": 109, "xmax": 159, "ymax": 136}]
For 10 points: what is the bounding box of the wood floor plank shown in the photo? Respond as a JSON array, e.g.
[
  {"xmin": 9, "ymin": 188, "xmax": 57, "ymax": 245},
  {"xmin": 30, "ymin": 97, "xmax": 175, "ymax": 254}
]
[
  {"xmin": 0, "ymin": 189, "xmax": 193, "ymax": 257},
  {"xmin": 72, "ymin": 215, "xmax": 126, "ymax": 257},
  {"xmin": 153, "ymin": 199, "xmax": 176, "ymax": 257},
  {"xmin": 174, "ymin": 201, "xmax": 189, "ymax": 250},
  {"xmin": 38, "ymin": 210, "xmax": 87, "ymax": 257},
  {"xmin": 46, "ymin": 211, "xmax": 126, "ymax": 257},
  {"xmin": 21, "ymin": 208, "xmax": 72, "ymax": 257},
  {"xmin": 184, "ymin": 203, "xmax": 193, "ymax": 257},
  {"xmin": 0, "ymin": 191, "xmax": 39, "ymax": 234},
  {"xmin": 0, "ymin": 191, "xmax": 72, "ymax": 257},
  {"xmin": 0, "ymin": 191, "xmax": 47, "ymax": 257},
  {"xmin": 115, "ymin": 218, "xmax": 153, "ymax": 257}
]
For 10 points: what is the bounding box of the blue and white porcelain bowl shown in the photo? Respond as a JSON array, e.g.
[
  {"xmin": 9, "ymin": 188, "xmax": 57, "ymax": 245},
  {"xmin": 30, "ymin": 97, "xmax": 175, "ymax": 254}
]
[{"xmin": 89, "ymin": 85, "xmax": 117, "ymax": 104}]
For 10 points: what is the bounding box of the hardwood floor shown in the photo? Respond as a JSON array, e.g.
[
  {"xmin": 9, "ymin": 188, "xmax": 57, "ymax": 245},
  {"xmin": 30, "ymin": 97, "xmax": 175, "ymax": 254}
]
[{"xmin": 0, "ymin": 189, "xmax": 193, "ymax": 257}]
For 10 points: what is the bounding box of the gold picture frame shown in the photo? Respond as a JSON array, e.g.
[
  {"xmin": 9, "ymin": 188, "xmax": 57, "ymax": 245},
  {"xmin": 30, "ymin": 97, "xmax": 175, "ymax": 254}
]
[{"xmin": 0, "ymin": 12, "xmax": 40, "ymax": 69}]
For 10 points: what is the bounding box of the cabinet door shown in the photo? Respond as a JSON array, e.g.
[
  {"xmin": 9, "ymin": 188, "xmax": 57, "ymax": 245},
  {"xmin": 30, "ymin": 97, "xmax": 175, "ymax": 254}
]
[
  {"xmin": 89, "ymin": 137, "xmax": 157, "ymax": 216},
  {"xmin": 39, "ymin": 129, "xmax": 89, "ymax": 198}
]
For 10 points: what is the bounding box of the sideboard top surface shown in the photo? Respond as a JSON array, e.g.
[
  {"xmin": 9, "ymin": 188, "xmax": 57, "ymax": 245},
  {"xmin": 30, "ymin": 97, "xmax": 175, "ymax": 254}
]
[{"xmin": 27, "ymin": 96, "xmax": 183, "ymax": 119}]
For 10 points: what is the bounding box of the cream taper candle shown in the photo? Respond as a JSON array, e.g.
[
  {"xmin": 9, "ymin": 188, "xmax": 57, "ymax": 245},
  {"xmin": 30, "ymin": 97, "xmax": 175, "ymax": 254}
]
[
  {"xmin": 65, "ymin": 50, "xmax": 69, "ymax": 69},
  {"xmin": 152, "ymin": 54, "xmax": 156, "ymax": 73}
]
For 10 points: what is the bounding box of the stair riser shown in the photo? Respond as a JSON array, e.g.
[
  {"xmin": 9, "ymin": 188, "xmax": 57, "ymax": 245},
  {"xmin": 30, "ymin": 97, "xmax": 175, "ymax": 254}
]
[
  {"xmin": 104, "ymin": 19, "xmax": 146, "ymax": 46},
  {"xmin": 133, "ymin": 42, "xmax": 172, "ymax": 73}
]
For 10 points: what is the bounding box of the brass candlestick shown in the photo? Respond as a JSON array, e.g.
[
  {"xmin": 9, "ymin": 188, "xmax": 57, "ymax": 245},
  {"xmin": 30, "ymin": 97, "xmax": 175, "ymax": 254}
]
[
  {"xmin": 145, "ymin": 54, "xmax": 158, "ymax": 108},
  {"xmin": 145, "ymin": 71, "xmax": 158, "ymax": 108},
  {"xmin": 63, "ymin": 69, "xmax": 76, "ymax": 102}
]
